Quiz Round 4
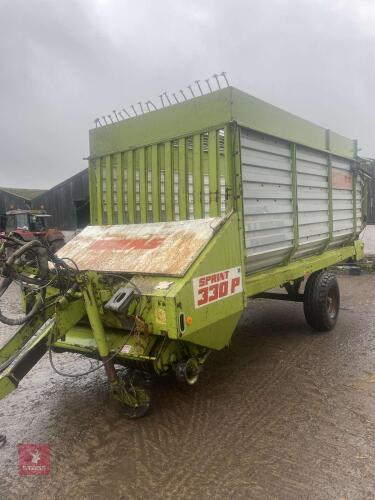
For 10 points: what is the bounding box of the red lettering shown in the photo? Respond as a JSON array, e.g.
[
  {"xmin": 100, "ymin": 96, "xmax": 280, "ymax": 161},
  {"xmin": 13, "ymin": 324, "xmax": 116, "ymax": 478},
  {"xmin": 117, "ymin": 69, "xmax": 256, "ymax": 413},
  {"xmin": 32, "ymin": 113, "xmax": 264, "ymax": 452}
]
[
  {"xmin": 208, "ymin": 283, "xmax": 219, "ymax": 302},
  {"xmin": 219, "ymin": 280, "xmax": 228, "ymax": 298},
  {"xmin": 197, "ymin": 287, "xmax": 209, "ymax": 306},
  {"xmin": 90, "ymin": 237, "xmax": 165, "ymax": 251},
  {"xmin": 199, "ymin": 277, "xmax": 206, "ymax": 287},
  {"xmin": 231, "ymin": 277, "xmax": 240, "ymax": 293}
]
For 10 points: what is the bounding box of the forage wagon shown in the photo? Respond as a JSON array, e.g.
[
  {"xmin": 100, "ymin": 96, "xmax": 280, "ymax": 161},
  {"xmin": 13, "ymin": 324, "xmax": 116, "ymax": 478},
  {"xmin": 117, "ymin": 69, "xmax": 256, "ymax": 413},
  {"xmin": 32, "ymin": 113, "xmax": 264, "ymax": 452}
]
[{"xmin": 0, "ymin": 86, "xmax": 367, "ymax": 416}]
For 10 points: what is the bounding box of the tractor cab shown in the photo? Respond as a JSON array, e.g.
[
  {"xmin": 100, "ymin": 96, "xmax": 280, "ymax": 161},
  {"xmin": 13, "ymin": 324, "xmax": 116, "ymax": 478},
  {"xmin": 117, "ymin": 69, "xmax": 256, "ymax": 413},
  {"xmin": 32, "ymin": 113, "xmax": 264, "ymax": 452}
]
[
  {"xmin": 6, "ymin": 209, "xmax": 51, "ymax": 234},
  {"xmin": 5, "ymin": 209, "xmax": 65, "ymax": 252}
]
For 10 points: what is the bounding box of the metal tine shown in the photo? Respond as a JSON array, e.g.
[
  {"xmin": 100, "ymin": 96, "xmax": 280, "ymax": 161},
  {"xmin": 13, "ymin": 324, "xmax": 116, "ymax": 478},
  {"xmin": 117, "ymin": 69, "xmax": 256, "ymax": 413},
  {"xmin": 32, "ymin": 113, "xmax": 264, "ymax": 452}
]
[
  {"xmin": 213, "ymin": 74, "xmax": 221, "ymax": 89},
  {"xmin": 94, "ymin": 118, "xmax": 102, "ymax": 128},
  {"xmin": 118, "ymin": 111, "xmax": 125, "ymax": 120},
  {"xmin": 122, "ymin": 108, "xmax": 131, "ymax": 118},
  {"xmin": 205, "ymin": 78, "xmax": 213, "ymax": 93},
  {"xmin": 102, "ymin": 116, "xmax": 108, "ymax": 125},
  {"xmin": 159, "ymin": 94, "xmax": 165, "ymax": 108},
  {"xmin": 130, "ymin": 105, "xmax": 138, "ymax": 116},
  {"xmin": 145, "ymin": 102, "xmax": 151, "ymax": 112},
  {"xmin": 187, "ymin": 85, "xmax": 195, "ymax": 98},
  {"xmin": 179, "ymin": 89, "xmax": 187, "ymax": 101},
  {"xmin": 113, "ymin": 110, "xmax": 120, "ymax": 122},
  {"xmin": 172, "ymin": 93, "xmax": 179, "ymax": 103},
  {"xmin": 163, "ymin": 92, "xmax": 172, "ymax": 105},
  {"xmin": 195, "ymin": 79, "xmax": 203, "ymax": 95},
  {"xmin": 147, "ymin": 100, "xmax": 157, "ymax": 110},
  {"xmin": 138, "ymin": 102, "xmax": 144, "ymax": 114},
  {"xmin": 220, "ymin": 71, "xmax": 230, "ymax": 87},
  {"xmin": 108, "ymin": 114, "xmax": 114, "ymax": 124}
]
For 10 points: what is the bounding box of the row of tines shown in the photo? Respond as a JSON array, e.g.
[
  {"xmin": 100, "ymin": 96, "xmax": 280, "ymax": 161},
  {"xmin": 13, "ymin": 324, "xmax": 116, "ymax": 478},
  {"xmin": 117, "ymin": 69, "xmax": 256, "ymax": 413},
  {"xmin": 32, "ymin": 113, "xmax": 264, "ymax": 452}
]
[{"xmin": 94, "ymin": 72, "xmax": 230, "ymax": 127}]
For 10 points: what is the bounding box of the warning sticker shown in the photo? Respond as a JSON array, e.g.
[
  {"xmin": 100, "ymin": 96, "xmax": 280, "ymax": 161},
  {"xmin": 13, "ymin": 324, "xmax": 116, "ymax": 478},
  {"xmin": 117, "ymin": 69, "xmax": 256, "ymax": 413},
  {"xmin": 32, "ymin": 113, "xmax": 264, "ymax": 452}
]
[{"xmin": 193, "ymin": 267, "xmax": 243, "ymax": 309}]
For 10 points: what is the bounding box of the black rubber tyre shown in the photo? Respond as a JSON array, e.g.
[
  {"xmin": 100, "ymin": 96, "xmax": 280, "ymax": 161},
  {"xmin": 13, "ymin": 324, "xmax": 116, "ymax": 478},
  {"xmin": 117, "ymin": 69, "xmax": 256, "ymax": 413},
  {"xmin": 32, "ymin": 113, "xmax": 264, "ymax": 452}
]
[{"xmin": 303, "ymin": 270, "xmax": 340, "ymax": 332}]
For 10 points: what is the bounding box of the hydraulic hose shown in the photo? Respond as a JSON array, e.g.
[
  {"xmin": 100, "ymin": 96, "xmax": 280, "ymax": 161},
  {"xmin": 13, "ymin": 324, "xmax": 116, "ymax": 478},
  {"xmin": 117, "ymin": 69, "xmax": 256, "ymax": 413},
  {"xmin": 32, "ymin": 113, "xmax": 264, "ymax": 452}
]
[{"xmin": 0, "ymin": 240, "xmax": 48, "ymax": 326}]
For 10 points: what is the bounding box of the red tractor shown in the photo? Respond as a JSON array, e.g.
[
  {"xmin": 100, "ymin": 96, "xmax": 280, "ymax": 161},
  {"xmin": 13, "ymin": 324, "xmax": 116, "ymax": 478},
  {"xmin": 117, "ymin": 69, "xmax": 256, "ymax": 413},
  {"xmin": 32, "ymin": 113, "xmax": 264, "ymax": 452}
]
[{"xmin": 2, "ymin": 209, "xmax": 65, "ymax": 253}]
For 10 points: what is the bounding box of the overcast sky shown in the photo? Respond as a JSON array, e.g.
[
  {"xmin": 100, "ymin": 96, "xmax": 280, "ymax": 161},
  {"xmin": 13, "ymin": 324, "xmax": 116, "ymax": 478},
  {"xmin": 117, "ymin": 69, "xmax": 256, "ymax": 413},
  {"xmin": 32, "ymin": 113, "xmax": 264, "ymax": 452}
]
[{"xmin": 0, "ymin": 0, "xmax": 374, "ymax": 188}]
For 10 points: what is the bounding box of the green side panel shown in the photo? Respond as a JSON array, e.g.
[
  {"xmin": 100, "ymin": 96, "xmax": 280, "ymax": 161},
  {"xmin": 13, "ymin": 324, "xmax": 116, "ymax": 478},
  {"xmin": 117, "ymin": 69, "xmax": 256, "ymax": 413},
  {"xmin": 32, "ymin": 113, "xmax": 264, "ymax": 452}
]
[
  {"xmin": 329, "ymin": 130, "xmax": 356, "ymax": 159},
  {"xmin": 164, "ymin": 141, "xmax": 174, "ymax": 221},
  {"xmin": 151, "ymin": 144, "xmax": 160, "ymax": 222},
  {"xmin": 208, "ymin": 130, "xmax": 219, "ymax": 216},
  {"xmin": 89, "ymin": 160, "xmax": 97, "ymax": 224},
  {"xmin": 178, "ymin": 138, "xmax": 188, "ymax": 219},
  {"xmin": 245, "ymin": 241, "xmax": 364, "ymax": 297},
  {"xmin": 127, "ymin": 150, "xmax": 135, "ymax": 223},
  {"xmin": 116, "ymin": 153, "xmax": 124, "ymax": 224},
  {"xmin": 192, "ymin": 134, "xmax": 203, "ymax": 218},
  {"xmin": 89, "ymin": 90, "xmax": 232, "ymax": 157},
  {"xmin": 105, "ymin": 156, "xmax": 113, "ymax": 224},
  {"xmin": 139, "ymin": 148, "xmax": 147, "ymax": 223},
  {"xmin": 230, "ymin": 88, "xmax": 355, "ymax": 159},
  {"xmin": 170, "ymin": 213, "xmax": 245, "ymax": 350},
  {"xmin": 96, "ymin": 158, "xmax": 103, "ymax": 224},
  {"xmin": 223, "ymin": 124, "xmax": 233, "ymax": 212},
  {"xmin": 90, "ymin": 126, "xmax": 230, "ymax": 226}
]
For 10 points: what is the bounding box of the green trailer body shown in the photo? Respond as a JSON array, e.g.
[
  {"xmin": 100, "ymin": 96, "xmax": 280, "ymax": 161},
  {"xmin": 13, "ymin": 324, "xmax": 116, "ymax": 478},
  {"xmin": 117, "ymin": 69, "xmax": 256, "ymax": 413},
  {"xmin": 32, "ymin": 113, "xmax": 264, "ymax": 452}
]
[
  {"xmin": 88, "ymin": 86, "xmax": 366, "ymax": 296},
  {"xmin": 0, "ymin": 87, "xmax": 367, "ymax": 416}
]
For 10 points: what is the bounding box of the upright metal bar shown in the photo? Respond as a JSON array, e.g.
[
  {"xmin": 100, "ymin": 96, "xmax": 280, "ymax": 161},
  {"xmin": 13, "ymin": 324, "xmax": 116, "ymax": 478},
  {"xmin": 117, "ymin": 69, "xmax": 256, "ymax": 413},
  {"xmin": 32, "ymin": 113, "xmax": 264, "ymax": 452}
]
[
  {"xmin": 178, "ymin": 138, "xmax": 187, "ymax": 220},
  {"xmin": 96, "ymin": 158, "xmax": 103, "ymax": 225},
  {"xmin": 322, "ymin": 154, "xmax": 333, "ymax": 252},
  {"xmin": 352, "ymin": 168, "xmax": 358, "ymax": 238},
  {"xmin": 116, "ymin": 153, "xmax": 124, "ymax": 224},
  {"xmin": 106, "ymin": 156, "xmax": 113, "ymax": 224},
  {"xmin": 192, "ymin": 134, "xmax": 203, "ymax": 219},
  {"xmin": 224, "ymin": 125, "xmax": 234, "ymax": 213},
  {"xmin": 285, "ymin": 144, "xmax": 299, "ymax": 263},
  {"xmin": 208, "ymin": 130, "xmax": 219, "ymax": 216},
  {"xmin": 127, "ymin": 150, "xmax": 135, "ymax": 223},
  {"xmin": 139, "ymin": 148, "xmax": 147, "ymax": 223},
  {"xmin": 164, "ymin": 141, "xmax": 174, "ymax": 221},
  {"xmin": 151, "ymin": 144, "xmax": 160, "ymax": 222},
  {"xmin": 89, "ymin": 160, "xmax": 98, "ymax": 224}
]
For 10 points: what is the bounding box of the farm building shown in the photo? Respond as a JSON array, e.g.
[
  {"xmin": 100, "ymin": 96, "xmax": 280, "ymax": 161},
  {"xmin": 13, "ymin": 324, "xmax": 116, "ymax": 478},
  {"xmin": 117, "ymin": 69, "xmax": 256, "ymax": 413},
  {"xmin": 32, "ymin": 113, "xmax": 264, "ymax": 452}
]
[
  {"xmin": 31, "ymin": 169, "xmax": 90, "ymax": 230},
  {"xmin": 0, "ymin": 187, "xmax": 46, "ymax": 213}
]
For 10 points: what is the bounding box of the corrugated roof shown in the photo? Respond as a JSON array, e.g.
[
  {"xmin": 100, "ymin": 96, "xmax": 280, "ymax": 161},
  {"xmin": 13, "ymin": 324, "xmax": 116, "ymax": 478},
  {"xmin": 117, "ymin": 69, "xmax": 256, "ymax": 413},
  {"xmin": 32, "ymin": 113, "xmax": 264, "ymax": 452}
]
[{"xmin": 0, "ymin": 187, "xmax": 47, "ymax": 200}]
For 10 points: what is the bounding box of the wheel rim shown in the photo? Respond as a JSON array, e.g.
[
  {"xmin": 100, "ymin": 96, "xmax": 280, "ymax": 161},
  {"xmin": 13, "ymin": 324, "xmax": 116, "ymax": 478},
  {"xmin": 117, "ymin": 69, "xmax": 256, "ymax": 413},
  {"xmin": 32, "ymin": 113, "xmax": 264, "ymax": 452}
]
[{"xmin": 327, "ymin": 289, "xmax": 338, "ymax": 319}]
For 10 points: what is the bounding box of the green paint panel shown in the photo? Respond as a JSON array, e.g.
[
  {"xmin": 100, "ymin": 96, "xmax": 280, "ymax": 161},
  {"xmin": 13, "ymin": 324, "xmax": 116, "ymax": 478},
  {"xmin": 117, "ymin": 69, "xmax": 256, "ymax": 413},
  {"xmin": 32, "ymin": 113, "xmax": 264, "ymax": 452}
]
[
  {"xmin": 164, "ymin": 141, "xmax": 174, "ymax": 221},
  {"xmin": 245, "ymin": 241, "xmax": 364, "ymax": 297},
  {"xmin": 192, "ymin": 134, "xmax": 203, "ymax": 218},
  {"xmin": 106, "ymin": 156, "xmax": 113, "ymax": 224},
  {"xmin": 90, "ymin": 87, "xmax": 356, "ymax": 160},
  {"xmin": 138, "ymin": 148, "xmax": 147, "ymax": 223},
  {"xmin": 208, "ymin": 130, "xmax": 219, "ymax": 216},
  {"xmin": 127, "ymin": 150, "xmax": 135, "ymax": 223},
  {"xmin": 151, "ymin": 144, "xmax": 160, "ymax": 222},
  {"xmin": 178, "ymin": 138, "xmax": 188, "ymax": 219},
  {"xmin": 116, "ymin": 153, "xmax": 124, "ymax": 224}
]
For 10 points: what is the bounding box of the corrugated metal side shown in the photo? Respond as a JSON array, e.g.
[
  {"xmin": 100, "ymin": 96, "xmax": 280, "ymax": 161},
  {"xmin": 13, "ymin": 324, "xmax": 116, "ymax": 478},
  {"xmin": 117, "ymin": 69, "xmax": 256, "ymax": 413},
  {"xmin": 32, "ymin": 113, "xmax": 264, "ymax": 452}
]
[
  {"xmin": 293, "ymin": 146, "xmax": 329, "ymax": 259},
  {"xmin": 241, "ymin": 129, "xmax": 293, "ymax": 272},
  {"xmin": 89, "ymin": 127, "xmax": 232, "ymax": 226},
  {"xmin": 329, "ymin": 156, "xmax": 354, "ymax": 245},
  {"xmin": 240, "ymin": 128, "xmax": 362, "ymax": 274}
]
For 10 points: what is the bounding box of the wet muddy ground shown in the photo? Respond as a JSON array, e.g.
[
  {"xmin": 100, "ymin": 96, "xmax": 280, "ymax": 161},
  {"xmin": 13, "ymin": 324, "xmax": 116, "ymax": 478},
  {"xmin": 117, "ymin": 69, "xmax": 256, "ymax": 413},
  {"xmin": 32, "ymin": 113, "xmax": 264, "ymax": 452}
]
[{"xmin": 0, "ymin": 273, "xmax": 375, "ymax": 499}]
